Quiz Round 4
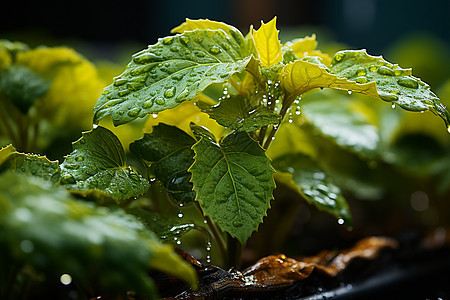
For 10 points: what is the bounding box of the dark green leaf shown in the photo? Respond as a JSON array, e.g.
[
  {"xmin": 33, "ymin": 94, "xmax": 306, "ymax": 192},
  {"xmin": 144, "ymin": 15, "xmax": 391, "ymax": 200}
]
[
  {"xmin": 330, "ymin": 49, "xmax": 450, "ymax": 130},
  {"xmin": 0, "ymin": 172, "xmax": 197, "ymax": 297},
  {"xmin": 60, "ymin": 126, "xmax": 149, "ymax": 202},
  {"xmin": 127, "ymin": 208, "xmax": 195, "ymax": 243},
  {"xmin": 200, "ymin": 94, "xmax": 280, "ymax": 132},
  {"xmin": 0, "ymin": 65, "xmax": 50, "ymax": 113},
  {"xmin": 0, "ymin": 151, "xmax": 60, "ymax": 183},
  {"xmin": 272, "ymin": 153, "xmax": 352, "ymax": 225},
  {"xmin": 189, "ymin": 124, "xmax": 275, "ymax": 244},
  {"xmin": 130, "ymin": 124, "xmax": 196, "ymax": 203},
  {"xmin": 94, "ymin": 29, "xmax": 251, "ymax": 126}
]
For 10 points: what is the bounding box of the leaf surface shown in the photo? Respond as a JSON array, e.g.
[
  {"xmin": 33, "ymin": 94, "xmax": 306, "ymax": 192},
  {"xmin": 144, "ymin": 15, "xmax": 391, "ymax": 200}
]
[
  {"xmin": 200, "ymin": 95, "xmax": 280, "ymax": 132},
  {"xmin": 0, "ymin": 151, "xmax": 60, "ymax": 182},
  {"xmin": 60, "ymin": 126, "xmax": 149, "ymax": 202},
  {"xmin": 272, "ymin": 154, "xmax": 351, "ymax": 225},
  {"xmin": 189, "ymin": 125, "xmax": 275, "ymax": 244},
  {"xmin": 281, "ymin": 59, "xmax": 378, "ymax": 102},
  {"xmin": 0, "ymin": 144, "xmax": 15, "ymax": 165},
  {"xmin": 252, "ymin": 17, "xmax": 282, "ymax": 67},
  {"xmin": 130, "ymin": 124, "xmax": 196, "ymax": 203},
  {"xmin": 0, "ymin": 172, "xmax": 197, "ymax": 296},
  {"xmin": 330, "ymin": 50, "xmax": 450, "ymax": 129},
  {"xmin": 94, "ymin": 29, "xmax": 251, "ymax": 125}
]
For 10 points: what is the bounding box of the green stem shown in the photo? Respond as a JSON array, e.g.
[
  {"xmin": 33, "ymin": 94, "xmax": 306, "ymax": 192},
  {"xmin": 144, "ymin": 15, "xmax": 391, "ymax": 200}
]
[
  {"xmin": 224, "ymin": 234, "xmax": 242, "ymax": 270},
  {"xmin": 194, "ymin": 201, "xmax": 227, "ymax": 261},
  {"xmin": 262, "ymin": 102, "xmax": 291, "ymax": 150}
]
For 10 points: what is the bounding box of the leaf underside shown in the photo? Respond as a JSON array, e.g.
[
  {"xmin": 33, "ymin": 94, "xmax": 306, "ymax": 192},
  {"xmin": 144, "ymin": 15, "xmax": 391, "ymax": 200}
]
[
  {"xmin": 273, "ymin": 154, "xmax": 352, "ymax": 225},
  {"xmin": 189, "ymin": 125, "xmax": 275, "ymax": 244},
  {"xmin": 129, "ymin": 123, "xmax": 196, "ymax": 203},
  {"xmin": 94, "ymin": 29, "xmax": 251, "ymax": 126},
  {"xmin": 60, "ymin": 126, "xmax": 149, "ymax": 201}
]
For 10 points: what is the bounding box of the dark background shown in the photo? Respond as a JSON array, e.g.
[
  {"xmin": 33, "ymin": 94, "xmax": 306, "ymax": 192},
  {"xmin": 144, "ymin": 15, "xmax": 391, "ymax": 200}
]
[{"xmin": 1, "ymin": 0, "xmax": 449, "ymax": 80}]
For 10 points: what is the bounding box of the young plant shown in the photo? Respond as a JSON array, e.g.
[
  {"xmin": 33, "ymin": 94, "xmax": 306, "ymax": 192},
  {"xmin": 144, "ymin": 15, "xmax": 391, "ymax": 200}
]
[
  {"xmin": 1, "ymin": 17, "xmax": 449, "ymax": 299},
  {"xmin": 92, "ymin": 18, "xmax": 449, "ymax": 264}
]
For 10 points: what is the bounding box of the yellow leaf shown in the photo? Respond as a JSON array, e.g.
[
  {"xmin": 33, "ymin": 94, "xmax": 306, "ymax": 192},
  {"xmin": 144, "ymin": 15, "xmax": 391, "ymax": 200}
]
[
  {"xmin": 144, "ymin": 101, "xmax": 227, "ymax": 139},
  {"xmin": 289, "ymin": 34, "xmax": 332, "ymax": 66},
  {"xmin": 252, "ymin": 17, "xmax": 282, "ymax": 67},
  {"xmin": 171, "ymin": 18, "xmax": 239, "ymax": 34},
  {"xmin": 0, "ymin": 144, "xmax": 15, "ymax": 165},
  {"xmin": 0, "ymin": 49, "xmax": 11, "ymax": 72},
  {"xmin": 281, "ymin": 60, "xmax": 378, "ymax": 102}
]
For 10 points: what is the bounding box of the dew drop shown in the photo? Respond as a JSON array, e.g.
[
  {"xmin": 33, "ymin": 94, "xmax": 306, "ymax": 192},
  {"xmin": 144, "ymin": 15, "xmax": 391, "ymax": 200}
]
[
  {"xmin": 113, "ymin": 78, "xmax": 128, "ymax": 86},
  {"xmin": 60, "ymin": 174, "xmax": 76, "ymax": 184},
  {"xmin": 354, "ymin": 76, "xmax": 368, "ymax": 84},
  {"xmin": 447, "ymin": 126, "xmax": 450, "ymax": 134},
  {"xmin": 379, "ymin": 92, "xmax": 399, "ymax": 102},
  {"xmin": 75, "ymin": 156, "xmax": 84, "ymax": 162},
  {"xmin": 164, "ymin": 86, "xmax": 176, "ymax": 98},
  {"xmin": 162, "ymin": 37, "xmax": 174, "ymax": 45},
  {"xmin": 338, "ymin": 218, "xmax": 345, "ymax": 225},
  {"xmin": 356, "ymin": 67, "xmax": 366, "ymax": 76},
  {"xmin": 206, "ymin": 255, "xmax": 211, "ymax": 264},
  {"xmin": 392, "ymin": 103, "xmax": 396, "ymax": 109},
  {"xmin": 127, "ymin": 107, "xmax": 141, "ymax": 117},
  {"xmin": 131, "ymin": 64, "xmax": 153, "ymax": 76},
  {"xmin": 347, "ymin": 90, "xmax": 353, "ymax": 95},
  {"xmin": 142, "ymin": 98, "xmax": 154, "ymax": 109},
  {"xmin": 397, "ymin": 77, "xmax": 419, "ymax": 89},
  {"xmin": 118, "ymin": 89, "xmax": 131, "ymax": 97},
  {"xmin": 155, "ymin": 97, "xmax": 165, "ymax": 105},
  {"xmin": 369, "ymin": 65, "xmax": 377, "ymax": 72},
  {"xmin": 334, "ymin": 52, "xmax": 345, "ymax": 62},
  {"xmin": 133, "ymin": 53, "xmax": 162, "ymax": 64},
  {"xmin": 130, "ymin": 173, "xmax": 140, "ymax": 182},
  {"xmin": 177, "ymin": 211, "xmax": 184, "ymax": 218},
  {"xmin": 60, "ymin": 274, "xmax": 72, "ymax": 285},
  {"xmin": 152, "ymin": 113, "xmax": 158, "ymax": 119},
  {"xmin": 209, "ymin": 46, "xmax": 222, "ymax": 54},
  {"xmin": 232, "ymin": 218, "xmax": 243, "ymax": 227},
  {"xmin": 377, "ymin": 66, "xmax": 394, "ymax": 76},
  {"xmin": 180, "ymin": 36, "xmax": 189, "ymax": 45}
]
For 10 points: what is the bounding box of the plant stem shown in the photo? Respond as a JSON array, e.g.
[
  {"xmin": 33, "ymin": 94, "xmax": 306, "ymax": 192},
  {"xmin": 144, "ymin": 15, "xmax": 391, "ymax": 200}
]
[
  {"xmin": 262, "ymin": 102, "xmax": 291, "ymax": 150},
  {"xmin": 194, "ymin": 201, "xmax": 227, "ymax": 261},
  {"xmin": 224, "ymin": 234, "xmax": 242, "ymax": 270}
]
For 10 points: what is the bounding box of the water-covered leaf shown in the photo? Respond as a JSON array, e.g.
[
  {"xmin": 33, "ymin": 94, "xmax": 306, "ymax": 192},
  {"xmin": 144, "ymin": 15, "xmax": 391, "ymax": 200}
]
[
  {"xmin": 285, "ymin": 34, "xmax": 332, "ymax": 65},
  {"xmin": 0, "ymin": 151, "xmax": 60, "ymax": 182},
  {"xmin": 127, "ymin": 208, "xmax": 195, "ymax": 242},
  {"xmin": 94, "ymin": 29, "xmax": 251, "ymax": 126},
  {"xmin": 171, "ymin": 18, "xmax": 243, "ymax": 37},
  {"xmin": 300, "ymin": 95, "xmax": 380, "ymax": 159},
  {"xmin": 60, "ymin": 126, "xmax": 149, "ymax": 202},
  {"xmin": 0, "ymin": 65, "xmax": 51, "ymax": 113},
  {"xmin": 130, "ymin": 124, "xmax": 196, "ymax": 203},
  {"xmin": 252, "ymin": 17, "xmax": 282, "ymax": 67},
  {"xmin": 281, "ymin": 59, "xmax": 378, "ymax": 103},
  {"xmin": 0, "ymin": 172, "xmax": 197, "ymax": 297},
  {"xmin": 189, "ymin": 124, "xmax": 275, "ymax": 244},
  {"xmin": 200, "ymin": 94, "xmax": 280, "ymax": 132},
  {"xmin": 330, "ymin": 49, "xmax": 450, "ymax": 130},
  {"xmin": 272, "ymin": 154, "xmax": 351, "ymax": 225}
]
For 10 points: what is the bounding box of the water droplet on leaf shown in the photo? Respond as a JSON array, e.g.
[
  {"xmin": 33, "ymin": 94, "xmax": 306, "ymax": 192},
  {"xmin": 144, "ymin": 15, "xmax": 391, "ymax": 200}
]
[
  {"xmin": 397, "ymin": 77, "xmax": 419, "ymax": 89},
  {"xmin": 75, "ymin": 156, "xmax": 84, "ymax": 162},
  {"xmin": 133, "ymin": 52, "xmax": 162, "ymax": 64},
  {"xmin": 164, "ymin": 86, "xmax": 176, "ymax": 98},
  {"xmin": 347, "ymin": 90, "xmax": 353, "ymax": 95},
  {"xmin": 354, "ymin": 76, "xmax": 368, "ymax": 84},
  {"xmin": 180, "ymin": 36, "xmax": 189, "ymax": 45},
  {"xmin": 118, "ymin": 89, "xmax": 131, "ymax": 97},
  {"xmin": 338, "ymin": 218, "xmax": 345, "ymax": 225},
  {"xmin": 377, "ymin": 66, "xmax": 394, "ymax": 76},
  {"xmin": 60, "ymin": 174, "xmax": 76, "ymax": 184},
  {"xmin": 155, "ymin": 97, "xmax": 165, "ymax": 105},
  {"xmin": 162, "ymin": 37, "xmax": 174, "ymax": 45},
  {"xmin": 113, "ymin": 78, "xmax": 128, "ymax": 86},
  {"xmin": 142, "ymin": 98, "xmax": 154, "ymax": 109},
  {"xmin": 128, "ymin": 107, "xmax": 141, "ymax": 117},
  {"xmin": 209, "ymin": 46, "xmax": 222, "ymax": 54}
]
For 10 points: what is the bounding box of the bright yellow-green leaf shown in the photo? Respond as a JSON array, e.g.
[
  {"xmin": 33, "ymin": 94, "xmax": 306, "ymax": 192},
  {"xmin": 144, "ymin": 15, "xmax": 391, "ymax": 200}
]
[
  {"xmin": 0, "ymin": 49, "xmax": 11, "ymax": 71},
  {"xmin": 144, "ymin": 101, "xmax": 227, "ymax": 139},
  {"xmin": 252, "ymin": 17, "xmax": 282, "ymax": 67},
  {"xmin": 171, "ymin": 18, "xmax": 240, "ymax": 35},
  {"xmin": 288, "ymin": 34, "xmax": 332, "ymax": 65},
  {"xmin": 17, "ymin": 47, "xmax": 104, "ymax": 130},
  {"xmin": 0, "ymin": 144, "xmax": 15, "ymax": 165},
  {"xmin": 281, "ymin": 60, "xmax": 378, "ymax": 102}
]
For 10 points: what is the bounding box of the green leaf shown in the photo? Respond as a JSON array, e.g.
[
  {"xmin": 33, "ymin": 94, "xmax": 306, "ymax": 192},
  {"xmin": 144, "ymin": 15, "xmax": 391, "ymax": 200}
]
[
  {"xmin": 0, "ymin": 65, "xmax": 51, "ymax": 113},
  {"xmin": 330, "ymin": 49, "xmax": 450, "ymax": 130},
  {"xmin": 200, "ymin": 94, "xmax": 280, "ymax": 132},
  {"xmin": 60, "ymin": 126, "xmax": 149, "ymax": 202},
  {"xmin": 0, "ymin": 172, "xmax": 197, "ymax": 297},
  {"xmin": 0, "ymin": 151, "xmax": 60, "ymax": 182},
  {"xmin": 272, "ymin": 154, "xmax": 352, "ymax": 225},
  {"xmin": 94, "ymin": 29, "xmax": 251, "ymax": 126},
  {"xmin": 127, "ymin": 208, "xmax": 195, "ymax": 243},
  {"xmin": 189, "ymin": 125, "xmax": 275, "ymax": 244},
  {"xmin": 300, "ymin": 94, "xmax": 380, "ymax": 159},
  {"xmin": 130, "ymin": 124, "xmax": 196, "ymax": 203}
]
